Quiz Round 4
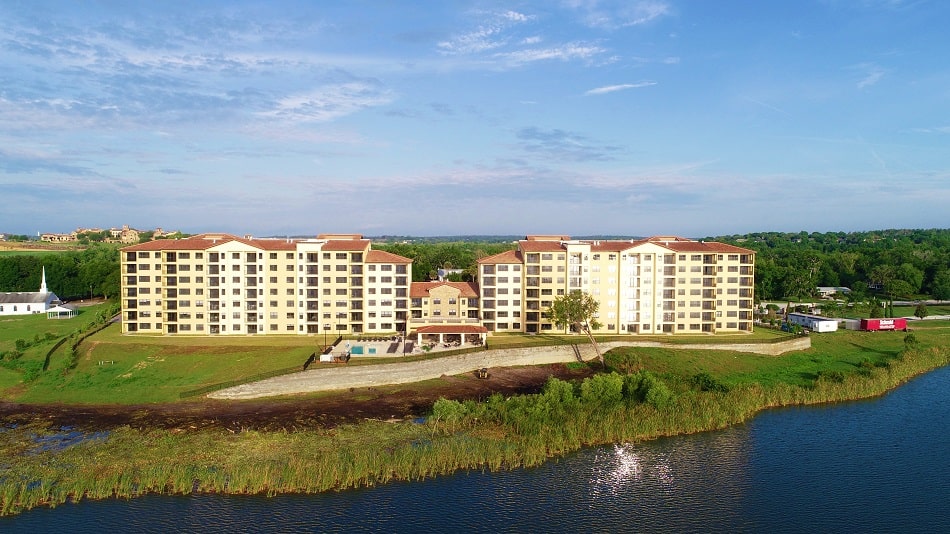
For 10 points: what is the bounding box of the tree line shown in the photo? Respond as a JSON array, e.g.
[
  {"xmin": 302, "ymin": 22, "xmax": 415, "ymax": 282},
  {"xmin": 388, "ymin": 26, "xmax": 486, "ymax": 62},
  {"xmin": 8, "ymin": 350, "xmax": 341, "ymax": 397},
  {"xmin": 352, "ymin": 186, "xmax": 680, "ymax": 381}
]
[
  {"xmin": 0, "ymin": 244, "xmax": 121, "ymax": 301},
  {"xmin": 373, "ymin": 240, "xmax": 515, "ymax": 282},
  {"xmin": 2, "ymin": 229, "xmax": 948, "ymax": 304},
  {"xmin": 708, "ymin": 229, "xmax": 950, "ymax": 301}
]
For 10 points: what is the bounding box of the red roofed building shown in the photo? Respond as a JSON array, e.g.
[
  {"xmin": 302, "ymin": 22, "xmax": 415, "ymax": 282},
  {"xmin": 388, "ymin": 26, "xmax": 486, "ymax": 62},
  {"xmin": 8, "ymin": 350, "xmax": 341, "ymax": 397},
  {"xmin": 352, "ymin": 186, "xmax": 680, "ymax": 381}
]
[
  {"xmin": 119, "ymin": 231, "xmax": 754, "ymax": 339},
  {"xmin": 120, "ymin": 233, "xmax": 411, "ymax": 336},
  {"xmin": 409, "ymin": 281, "xmax": 481, "ymax": 329},
  {"xmin": 477, "ymin": 235, "xmax": 755, "ymax": 335}
]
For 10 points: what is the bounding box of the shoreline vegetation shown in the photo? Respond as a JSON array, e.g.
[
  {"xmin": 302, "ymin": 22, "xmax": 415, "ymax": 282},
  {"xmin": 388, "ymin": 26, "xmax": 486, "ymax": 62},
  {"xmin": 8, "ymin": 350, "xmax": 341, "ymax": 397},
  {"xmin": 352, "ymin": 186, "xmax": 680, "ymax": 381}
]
[{"xmin": 2, "ymin": 330, "xmax": 948, "ymax": 518}]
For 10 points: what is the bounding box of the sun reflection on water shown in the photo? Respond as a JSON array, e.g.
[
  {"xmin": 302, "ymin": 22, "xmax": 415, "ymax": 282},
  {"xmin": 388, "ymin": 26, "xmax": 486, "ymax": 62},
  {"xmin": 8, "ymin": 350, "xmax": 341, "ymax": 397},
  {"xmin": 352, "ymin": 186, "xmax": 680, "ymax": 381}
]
[{"xmin": 588, "ymin": 443, "xmax": 677, "ymax": 499}]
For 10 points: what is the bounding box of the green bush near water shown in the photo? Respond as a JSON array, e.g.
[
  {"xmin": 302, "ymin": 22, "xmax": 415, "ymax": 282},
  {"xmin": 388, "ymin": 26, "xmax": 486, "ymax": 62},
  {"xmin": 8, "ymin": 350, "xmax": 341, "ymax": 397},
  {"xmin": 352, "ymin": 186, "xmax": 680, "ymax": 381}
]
[{"xmin": 1, "ymin": 328, "xmax": 949, "ymax": 517}]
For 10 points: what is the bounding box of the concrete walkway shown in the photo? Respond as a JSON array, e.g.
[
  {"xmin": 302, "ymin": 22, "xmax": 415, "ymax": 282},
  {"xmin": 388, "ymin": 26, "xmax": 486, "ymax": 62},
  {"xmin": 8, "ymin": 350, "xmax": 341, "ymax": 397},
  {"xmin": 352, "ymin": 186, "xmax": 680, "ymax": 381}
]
[{"xmin": 209, "ymin": 336, "xmax": 810, "ymax": 400}]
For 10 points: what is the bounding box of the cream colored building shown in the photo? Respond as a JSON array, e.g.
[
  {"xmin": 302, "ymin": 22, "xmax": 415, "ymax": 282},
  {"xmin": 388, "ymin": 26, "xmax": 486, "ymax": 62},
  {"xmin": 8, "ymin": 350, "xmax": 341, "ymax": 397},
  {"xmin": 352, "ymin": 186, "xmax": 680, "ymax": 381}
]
[
  {"xmin": 409, "ymin": 281, "xmax": 480, "ymax": 328},
  {"xmin": 120, "ymin": 233, "xmax": 411, "ymax": 335},
  {"xmin": 121, "ymin": 232, "xmax": 753, "ymax": 337},
  {"xmin": 478, "ymin": 235, "xmax": 754, "ymax": 335}
]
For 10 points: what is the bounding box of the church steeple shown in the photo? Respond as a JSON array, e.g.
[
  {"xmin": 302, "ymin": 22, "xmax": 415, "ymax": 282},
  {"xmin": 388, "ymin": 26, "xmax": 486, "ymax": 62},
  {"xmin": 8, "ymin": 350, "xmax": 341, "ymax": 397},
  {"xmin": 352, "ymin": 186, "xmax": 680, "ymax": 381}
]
[{"xmin": 40, "ymin": 266, "xmax": 48, "ymax": 293}]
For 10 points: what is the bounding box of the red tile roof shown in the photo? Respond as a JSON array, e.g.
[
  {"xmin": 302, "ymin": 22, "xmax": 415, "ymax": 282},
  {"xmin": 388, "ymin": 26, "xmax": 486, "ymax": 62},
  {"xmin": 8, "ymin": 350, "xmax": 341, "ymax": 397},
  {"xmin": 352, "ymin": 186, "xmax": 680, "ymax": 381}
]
[
  {"xmin": 120, "ymin": 234, "xmax": 300, "ymax": 252},
  {"xmin": 477, "ymin": 249, "xmax": 521, "ymax": 264},
  {"xmin": 317, "ymin": 233, "xmax": 363, "ymax": 239},
  {"xmin": 633, "ymin": 235, "xmax": 753, "ymax": 254},
  {"xmin": 588, "ymin": 240, "xmax": 643, "ymax": 252},
  {"xmin": 518, "ymin": 240, "xmax": 565, "ymax": 252},
  {"xmin": 524, "ymin": 235, "xmax": 571, "ymax": 241},
  {"xmin": 321, "ymin": 239, "xmax": 371, "ymax": 251},
  {"xmin": 120, "ymin": 234, "xmax": 237, "ymax": 251},
  {"xmin": 410, "ymin": 281, "xmax": 479, "ymax": 298},
  {"xmin": 366, "ymin": 250, "xmax": 412, "ymax": 263}
]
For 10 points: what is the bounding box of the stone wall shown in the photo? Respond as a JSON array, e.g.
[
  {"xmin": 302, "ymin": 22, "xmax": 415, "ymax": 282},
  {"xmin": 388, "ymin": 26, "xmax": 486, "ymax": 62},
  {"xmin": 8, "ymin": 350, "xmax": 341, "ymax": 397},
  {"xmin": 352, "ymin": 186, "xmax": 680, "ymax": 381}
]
[{"xmin": 210, "ymin": 336, "xmax": 811, "ymax": 400}]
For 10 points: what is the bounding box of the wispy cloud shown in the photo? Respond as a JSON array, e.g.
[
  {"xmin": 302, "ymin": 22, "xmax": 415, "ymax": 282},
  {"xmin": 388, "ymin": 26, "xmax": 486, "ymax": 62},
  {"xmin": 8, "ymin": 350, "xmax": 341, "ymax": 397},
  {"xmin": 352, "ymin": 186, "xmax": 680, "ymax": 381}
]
[
  {"xmin": 515, "ymin": 127, "xmax": 623, "ymax": 162},
  {"xmin": 853, "ymin": 63, "xmax": 885, "ymax": 89},
  {"xmin": 585, "ymin": 81, "xmax": 656, "ymax": 95},
  {"xmin": 568, "ymin": 0, "xmax": 672, "ymax": 30},
  {"xmin": 495, "ymin": 42, "xmax": 607, "ymax": 66},
  {"xmin": 256, "ymin": 82, "xmax": 394, "ymax": 124},
  {"xmin": 437, "ymin": 9, "xmax": 534, "ymax": 55},
  {"xmin": 742, "ymin": 96, "xmax": 791, "ymax": 117}
]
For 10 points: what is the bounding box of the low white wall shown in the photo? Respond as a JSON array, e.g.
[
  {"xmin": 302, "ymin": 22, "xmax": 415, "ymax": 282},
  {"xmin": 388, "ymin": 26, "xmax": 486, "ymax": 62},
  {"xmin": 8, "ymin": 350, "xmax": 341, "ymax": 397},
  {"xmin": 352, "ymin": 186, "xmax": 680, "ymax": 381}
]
[{"xmin": 210, "ymin": 336, "xmax": 811, "ymax": 400}]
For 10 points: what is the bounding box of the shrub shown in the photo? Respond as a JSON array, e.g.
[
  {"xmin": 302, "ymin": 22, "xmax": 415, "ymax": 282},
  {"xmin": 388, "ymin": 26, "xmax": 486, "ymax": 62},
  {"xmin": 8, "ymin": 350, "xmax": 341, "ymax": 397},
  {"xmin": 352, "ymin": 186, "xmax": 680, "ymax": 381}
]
[
  {"xmin": 690, "ymin": 371, "xmax": 730, "ymax": 393},
  {"xmin": 644, "ymin": 380, "xmax": 674, "ymax": 409},
  {"xmin": 579, "ymin": 373, "xmax": 624, "ymax": 406},
  {"xmin": 904, "ymin": 333, "xmax": 919, "ymax": 349},
  {"xmin": 817, "ymin": 370, "xmax": 846, "ymax": 383},
  {"xmin": 542, "ymin": 377, "xmax": 578, "ymax": 408},
  {"xmin": 622, "ymin": 371, "xmax": 675, "ymax": 408},
  {"xmin": 431, "ymin": 398, "xmax": 468, "ymax": 430}
]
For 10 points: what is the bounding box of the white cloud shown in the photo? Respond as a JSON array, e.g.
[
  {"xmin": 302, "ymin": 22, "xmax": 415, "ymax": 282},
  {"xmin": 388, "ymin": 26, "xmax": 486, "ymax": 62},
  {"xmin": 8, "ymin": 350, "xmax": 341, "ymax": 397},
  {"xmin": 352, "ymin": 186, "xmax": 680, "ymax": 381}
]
[
  {"xmin": 437, "ymin": 9, "xmax": 533, "ymax": 55},
  {"xmin": 569, "ymin": 0, "xmax": 672, "ymax": 29},
  {"xmin": 501, "ymin": 10, "xmax": 532, "ymax": 22},
  {"xmin": 584, "ymin": 81, "xmax": 656, "ymax": 95},
  {"xmin": 854, "ymin": 63, "xmax": 885, "ymax": 89},
  {"xmin": 256, "ymin": 82, "xmax": 394, "ymax": 123},
  {"xmin": 494, "ymin": 43, "xmax": 606, "ymax": 66}
]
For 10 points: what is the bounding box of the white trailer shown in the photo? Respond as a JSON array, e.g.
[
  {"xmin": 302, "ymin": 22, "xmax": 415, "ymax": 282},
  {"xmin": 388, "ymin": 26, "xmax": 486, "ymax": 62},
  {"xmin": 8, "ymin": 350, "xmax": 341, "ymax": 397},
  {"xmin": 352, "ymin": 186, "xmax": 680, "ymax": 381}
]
[{"xmin": 787, "ymin": 312, "xmax": 838, "ymax": 333}]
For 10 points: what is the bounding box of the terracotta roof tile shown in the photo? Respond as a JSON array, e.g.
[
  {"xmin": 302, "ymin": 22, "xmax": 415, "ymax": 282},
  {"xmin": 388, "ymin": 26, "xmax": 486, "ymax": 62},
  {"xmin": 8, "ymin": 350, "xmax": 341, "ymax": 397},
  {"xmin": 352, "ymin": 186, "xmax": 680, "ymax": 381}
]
[
  {"xmin": 477, "ymin": 249, "xmax": 521, "ymax": 264},
  {"xmin": 120, "ymin": 234, "xmax": 301, "ymax": 252},
  {"xmin": 660, "ymin": 241, "xmax": 754, "ymax": 254},
  {"xmin": 365, "ymin": 250, "xmax": 412, "ymax": 263},
  {"xmin": 410, "ymin": 281, "xmax": 479, "ymax": 298},
  {"xmin": 321, "ymin": 239, "xmax": 371, "ymax": 251},
  {"xmin": 518, "ymin": 240, "xmax": 565, "ymax": 252}
]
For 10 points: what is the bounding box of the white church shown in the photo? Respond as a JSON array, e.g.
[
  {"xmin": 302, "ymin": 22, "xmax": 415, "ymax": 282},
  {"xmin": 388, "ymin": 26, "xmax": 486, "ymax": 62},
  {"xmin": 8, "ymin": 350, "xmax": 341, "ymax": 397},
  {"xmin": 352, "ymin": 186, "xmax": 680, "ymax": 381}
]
[{"xmin": 0, "ymin": 267, "xmax": 71, "ymax": 317}]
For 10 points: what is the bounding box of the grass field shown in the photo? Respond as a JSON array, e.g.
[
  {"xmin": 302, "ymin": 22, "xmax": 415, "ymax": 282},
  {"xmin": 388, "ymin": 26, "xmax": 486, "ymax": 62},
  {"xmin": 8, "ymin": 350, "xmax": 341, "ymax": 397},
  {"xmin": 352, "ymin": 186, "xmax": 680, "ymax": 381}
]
[
  {"xmin": 0, "ymin": 309, "xmax": 948, "ymax": 517},
  {"xmin": 1, "ymin": 327, "xmax": 946, "ymax": 518},
  {"xmin": 2, "ymin": 301, "xmax": 946, "ymax": 405}
]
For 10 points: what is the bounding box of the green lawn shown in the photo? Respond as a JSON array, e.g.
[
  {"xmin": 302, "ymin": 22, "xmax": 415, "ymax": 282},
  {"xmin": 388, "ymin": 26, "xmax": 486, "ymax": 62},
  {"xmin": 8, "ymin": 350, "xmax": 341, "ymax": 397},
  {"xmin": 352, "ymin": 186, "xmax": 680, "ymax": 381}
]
[
  {"xmin": 16, "ymin": 328, "xmax": 321, "ymax": 404},
  {"xmin": 0, "ymin": 310, "xmax": 96, "ymax": 354},
  {"xmin": 892, "ymin": 305, "xmax": 950, "ymax": 317},
  {"xmin": 3, "ymin": 306, "xmax": 946, "ymax": 405},
  {"xmin": 607, "ymin": 325, "xmax": 941, "ymax": 389}
]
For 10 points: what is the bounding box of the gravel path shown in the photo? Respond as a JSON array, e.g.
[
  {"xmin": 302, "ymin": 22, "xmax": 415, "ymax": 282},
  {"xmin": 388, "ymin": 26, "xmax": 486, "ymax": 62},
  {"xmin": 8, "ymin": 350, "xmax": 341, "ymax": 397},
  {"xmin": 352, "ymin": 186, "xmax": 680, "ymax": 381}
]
[
  {"xmin": 209, "ymin": 337, "xmax": 809, "ymax": 400},
  {"xmin": 209, "ymin": 346, "xmax": 580, "ymax": 400}
]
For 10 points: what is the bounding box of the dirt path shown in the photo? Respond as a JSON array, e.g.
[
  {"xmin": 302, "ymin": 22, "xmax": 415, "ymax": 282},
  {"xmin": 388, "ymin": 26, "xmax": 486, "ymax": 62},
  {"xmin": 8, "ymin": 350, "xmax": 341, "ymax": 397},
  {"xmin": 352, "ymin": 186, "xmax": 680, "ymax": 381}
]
[
  {"xmin": 0, "ymin": 364, "xmax": 594, "ymax": 432},
  {"xmin": 208, "ymin": 345, "xmax": 586, "ymax": 400}
]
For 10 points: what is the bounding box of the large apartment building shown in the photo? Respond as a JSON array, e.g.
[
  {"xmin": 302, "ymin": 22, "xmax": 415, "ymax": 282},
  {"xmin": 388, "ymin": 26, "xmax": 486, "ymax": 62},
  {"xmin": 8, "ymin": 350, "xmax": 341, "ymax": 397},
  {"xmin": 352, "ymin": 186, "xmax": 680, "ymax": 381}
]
[
  {"xmin": 120, "ymin": 233, "xmax": 411, "ymax": 335},
  {"xmin": 120, "ymin": 233, "xmax": 754, "ymax": 337},
  {"xmin": 477, "ymin": 235, "xmax": 755, "ymax": 335}
]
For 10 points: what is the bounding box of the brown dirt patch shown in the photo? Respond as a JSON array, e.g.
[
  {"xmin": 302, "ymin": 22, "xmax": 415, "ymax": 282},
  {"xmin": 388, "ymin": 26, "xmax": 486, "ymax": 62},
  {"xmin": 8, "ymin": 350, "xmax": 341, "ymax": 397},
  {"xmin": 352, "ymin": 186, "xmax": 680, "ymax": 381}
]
[{"xmin": 0, "ymin": 363, "xmax": 597, "ymax": 433}]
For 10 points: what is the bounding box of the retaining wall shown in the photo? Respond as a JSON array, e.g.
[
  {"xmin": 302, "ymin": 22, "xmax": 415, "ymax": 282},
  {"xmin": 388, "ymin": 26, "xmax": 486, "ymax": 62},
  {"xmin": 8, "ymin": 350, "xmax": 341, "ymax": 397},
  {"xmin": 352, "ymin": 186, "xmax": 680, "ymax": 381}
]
[{"xmin": 209, "ymin": 336, "xmax": 811, "ymax": 400}]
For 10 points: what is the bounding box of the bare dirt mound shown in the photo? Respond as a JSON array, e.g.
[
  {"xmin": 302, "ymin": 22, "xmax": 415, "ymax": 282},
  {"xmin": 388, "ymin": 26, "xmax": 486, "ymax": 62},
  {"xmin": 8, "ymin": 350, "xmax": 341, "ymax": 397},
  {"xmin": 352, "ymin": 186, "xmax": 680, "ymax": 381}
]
[{"xmin": 0, "ymin": 363, "xmax": 596, "ymax": 432}]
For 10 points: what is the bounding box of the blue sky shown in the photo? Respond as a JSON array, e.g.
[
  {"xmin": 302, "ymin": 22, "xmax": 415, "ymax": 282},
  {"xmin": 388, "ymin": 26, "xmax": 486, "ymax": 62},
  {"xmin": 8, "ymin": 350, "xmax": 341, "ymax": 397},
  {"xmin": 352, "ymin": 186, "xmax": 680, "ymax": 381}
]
[{"xmin": 1, "ymin": 1, "xmax": 947, "ymax": 238}]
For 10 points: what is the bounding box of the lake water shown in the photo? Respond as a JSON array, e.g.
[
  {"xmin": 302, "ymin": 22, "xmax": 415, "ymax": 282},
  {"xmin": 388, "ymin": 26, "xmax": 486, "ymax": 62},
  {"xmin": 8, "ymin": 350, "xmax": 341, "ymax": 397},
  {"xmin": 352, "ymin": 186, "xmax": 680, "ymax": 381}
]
[{"xmin": 4, "ymin": 366, "xmax": 949, "ymax": 533}]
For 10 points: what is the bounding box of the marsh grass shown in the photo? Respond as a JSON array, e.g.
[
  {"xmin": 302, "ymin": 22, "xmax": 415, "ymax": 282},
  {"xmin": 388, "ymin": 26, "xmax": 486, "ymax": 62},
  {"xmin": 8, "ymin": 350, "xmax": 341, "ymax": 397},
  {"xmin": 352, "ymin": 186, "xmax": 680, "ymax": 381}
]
[{"xmin": 2, "ymin": 337, "xmax": 947, "ymax": 517}]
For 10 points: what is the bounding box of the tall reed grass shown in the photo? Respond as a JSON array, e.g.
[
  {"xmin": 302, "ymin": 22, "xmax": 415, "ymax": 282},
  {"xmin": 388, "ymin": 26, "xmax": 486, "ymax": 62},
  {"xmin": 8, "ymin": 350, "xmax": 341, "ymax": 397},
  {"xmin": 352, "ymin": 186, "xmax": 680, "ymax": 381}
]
[{"xmin": 1, "ymin": 345, "xmax": 947, "ymax": 517}]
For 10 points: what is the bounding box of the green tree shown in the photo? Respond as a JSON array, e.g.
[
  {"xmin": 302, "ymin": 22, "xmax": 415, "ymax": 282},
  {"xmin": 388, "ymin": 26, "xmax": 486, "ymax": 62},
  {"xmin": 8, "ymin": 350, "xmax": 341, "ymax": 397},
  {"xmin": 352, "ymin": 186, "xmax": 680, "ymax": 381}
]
[
  {"xmin": 914, "ymin": 302, "xmax": 929, "ymax": 319},
  {"xmin": 548, "ymin": 290, "xmax": 604, "ymax": 365},
  {"xmin": 931, "ymin": 270, "xmax": 950, "ymax": 300}
]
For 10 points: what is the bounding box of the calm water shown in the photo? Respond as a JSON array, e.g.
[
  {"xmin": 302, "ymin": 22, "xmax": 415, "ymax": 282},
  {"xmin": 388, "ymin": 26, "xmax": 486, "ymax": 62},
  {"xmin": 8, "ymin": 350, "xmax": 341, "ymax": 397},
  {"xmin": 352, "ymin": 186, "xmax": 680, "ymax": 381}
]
[{"xmin": 4, "ymin": 366, "xmax": 949, "ymax": 533}]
